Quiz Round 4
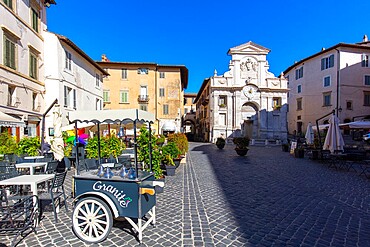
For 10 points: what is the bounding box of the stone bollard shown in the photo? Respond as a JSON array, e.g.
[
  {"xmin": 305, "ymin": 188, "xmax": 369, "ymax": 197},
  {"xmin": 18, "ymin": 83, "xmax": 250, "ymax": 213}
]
[
  {"xmin": 251, "ymin": 139, "xmax": 255, "ymax": 146},
  {"xmin": 265, "ymin": 139, "xmax": 269, "ymax": 146}
]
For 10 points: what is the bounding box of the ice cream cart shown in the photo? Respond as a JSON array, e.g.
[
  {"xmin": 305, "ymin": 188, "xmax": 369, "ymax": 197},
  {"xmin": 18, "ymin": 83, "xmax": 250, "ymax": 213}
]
[{"xmin": 67, "ymin": 109, "xmax": 163, "ymax": 244}]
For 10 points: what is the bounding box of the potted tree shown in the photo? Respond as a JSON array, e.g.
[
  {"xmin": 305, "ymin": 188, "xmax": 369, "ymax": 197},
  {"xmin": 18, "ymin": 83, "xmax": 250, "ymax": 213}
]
[
  {"xmin": 137, "ymin": 127, "xmax": 164, "ymax": 179},
  {"xmin": 233, "ymin": 137, "xmax": 250, "ymax": 156},
  {"xmin": 215, "ymin": 137, "xmax": 226, "ymax": 149}
]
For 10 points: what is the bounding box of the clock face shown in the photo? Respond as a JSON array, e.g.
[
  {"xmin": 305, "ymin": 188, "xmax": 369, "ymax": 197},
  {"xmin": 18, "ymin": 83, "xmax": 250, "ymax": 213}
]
[{"xmin": 243, "ymin": 85, "xmax": 257, "ymax": 99}]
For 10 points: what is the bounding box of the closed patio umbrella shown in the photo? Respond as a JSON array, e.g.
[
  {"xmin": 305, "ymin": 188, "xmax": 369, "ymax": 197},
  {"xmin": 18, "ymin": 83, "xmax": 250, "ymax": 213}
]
[
  {"xmin": 51, "ymin": 104, "xmax": 64, "ymax": 161},
  {"xmin": 305, "ymin": 122, "xmax": 314, "ymax": 145},
  {"xmin": 323, "ymin": 115, "xmax": 345, "ymax": 153}
]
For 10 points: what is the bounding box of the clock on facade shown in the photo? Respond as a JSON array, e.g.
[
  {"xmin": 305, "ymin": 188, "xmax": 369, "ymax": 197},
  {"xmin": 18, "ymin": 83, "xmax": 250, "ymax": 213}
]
[{"xmin": 243, "ymin": 85, "xmax": 257, "ymax": 99}]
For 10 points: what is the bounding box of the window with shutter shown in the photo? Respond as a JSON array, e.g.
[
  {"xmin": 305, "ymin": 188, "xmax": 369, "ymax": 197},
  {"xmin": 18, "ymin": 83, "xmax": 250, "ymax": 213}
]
[
  {"xmin": 4, "ymin": 0, "xmax": 13, "ymax": 9},
  {"xmin": 64, "ymin": 86, "xmax": 68, "ymax": 107},
  {"xmin": 73, "ymin": 89, "xmax": 76, "ymax": 109},
  {"xmin": 29, "ymin": 52, "xmax": 37, "ymax": 79},
  {"xmin": 4, "ymin": 35, "xmax": 17, "ymax": 70},
  {"xmin": 321, "ymin": 54, "xmax": 335, "ymax": 70},
  {"xmin": 362, "ymin": 54, "xmax": 369, "ymax": 67}
]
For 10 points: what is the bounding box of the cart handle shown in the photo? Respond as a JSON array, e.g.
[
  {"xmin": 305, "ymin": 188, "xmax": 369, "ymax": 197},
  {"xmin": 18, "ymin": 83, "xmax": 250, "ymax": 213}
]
[{"xmin": 139, "ymin": 188, "xmax": 155, "ymax": 195}]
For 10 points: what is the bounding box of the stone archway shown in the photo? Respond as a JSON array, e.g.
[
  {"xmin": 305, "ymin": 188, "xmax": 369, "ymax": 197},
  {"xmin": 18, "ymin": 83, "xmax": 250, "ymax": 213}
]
[
  {"xmin": 183, "ymin": 119, "xmax": 196, "ymax": 141},
  {"xmin": 241, "ymin": 102, "xmax": 259, "ymax": 138}
]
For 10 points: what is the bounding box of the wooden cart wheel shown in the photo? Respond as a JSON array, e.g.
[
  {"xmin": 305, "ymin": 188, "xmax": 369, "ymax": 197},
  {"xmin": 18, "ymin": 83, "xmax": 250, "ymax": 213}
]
[{"xmin": 72, "ymin": 197, "xmax": 113, "ymax": 244}]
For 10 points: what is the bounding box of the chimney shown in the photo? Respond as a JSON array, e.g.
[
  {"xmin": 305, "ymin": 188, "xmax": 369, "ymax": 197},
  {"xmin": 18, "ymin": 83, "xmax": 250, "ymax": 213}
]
[
  {"xmin": 363, "ymin": 34, "xmax": 368, "ymax": 42},
  {"xmin": 322, "ymin": 47, "xmax": 325, "ymax": 51},
  {"xmin": 101, "ymin": 54, "xmax": 109, "ymax": 62}
]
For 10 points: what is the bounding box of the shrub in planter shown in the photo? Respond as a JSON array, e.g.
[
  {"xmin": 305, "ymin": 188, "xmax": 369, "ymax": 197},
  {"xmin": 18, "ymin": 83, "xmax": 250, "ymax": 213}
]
[
  {"xmin": 233, "ymin": 137, "xmax": 250, "ymax": 156},
  {"xmin": 16, "ymin": 137, "xmax": 41, "ymax": 156},
  {"xmin": 85, "ymin": 136, "xmax": 125, "ymax": 159},
  {"xmin": 281, "ymin": 143, "xmax": 289, "ymax": 152},
  {"xmin": 0, "ymin": 132, "xmax": 18, "ymax": 155},
  {"xmin": 216, "ymin": 137, "xmax": 226, "ymax": 149},
  {"xmin": 167, "ymin": 133, "xmax": 188, "ymax": 155},
  {"xmin": 156, "ymin": 135, "xmax": 166, "ymax": 146},
  {"xmin": 162, "ymin": 142, "xmax": 181, "ymax": 159}
]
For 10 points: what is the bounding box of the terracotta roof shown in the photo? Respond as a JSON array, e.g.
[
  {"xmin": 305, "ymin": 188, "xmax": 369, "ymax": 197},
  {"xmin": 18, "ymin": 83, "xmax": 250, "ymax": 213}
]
[
  {"xmin": 283, "ymin": 42, "xmax": 370, "ymax": 75},
  {"xmin": 53, "ymin": 33, "xmax": 109, "ymax": 76}
]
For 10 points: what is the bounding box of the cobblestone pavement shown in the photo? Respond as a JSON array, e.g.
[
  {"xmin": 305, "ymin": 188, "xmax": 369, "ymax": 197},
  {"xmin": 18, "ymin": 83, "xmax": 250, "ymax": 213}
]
[{"xmin": 1, "ymin": 142, "xmax": 370, "ymax": 246}]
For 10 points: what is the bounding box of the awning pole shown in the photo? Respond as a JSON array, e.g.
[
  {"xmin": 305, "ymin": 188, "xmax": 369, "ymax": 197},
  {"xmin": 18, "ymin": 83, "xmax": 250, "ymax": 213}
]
[{"xmin": 97, "ymin": 123, "xmax": 101, "ymax": 165}]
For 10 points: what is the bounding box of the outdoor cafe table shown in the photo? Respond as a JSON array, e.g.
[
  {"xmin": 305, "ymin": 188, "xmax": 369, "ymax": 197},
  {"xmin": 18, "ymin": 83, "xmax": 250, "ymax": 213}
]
[
  {"xmin": 15, "ymin": 162, "xmax": 47, "ymax": 175},
  {"xmin": 0, "ymin": 174, "xmax": 55, "ymax": 225},
  {"xmin": 0, "ymin": 174, "xmax": 54, "ymax": 197}
]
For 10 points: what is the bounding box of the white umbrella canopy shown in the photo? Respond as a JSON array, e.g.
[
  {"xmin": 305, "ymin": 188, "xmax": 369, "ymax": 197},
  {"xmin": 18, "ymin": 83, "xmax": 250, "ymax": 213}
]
[
  {"xmin": 51, "ymin": 104, "xmax": 64, "ymax": 161},
  {"xmin": 323, "ymin": 115, "xmax": 345, "ymax": 153},
  {"xmin": 305, "ymin": 122, "xmax": 314, "ymax": 145}
]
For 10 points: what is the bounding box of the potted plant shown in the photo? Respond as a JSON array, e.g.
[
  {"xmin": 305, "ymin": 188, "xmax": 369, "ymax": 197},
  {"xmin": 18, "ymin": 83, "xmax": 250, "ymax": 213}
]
[
  {"xmin": 161, "ymin": 142, "xmax": 181, "ymax": 168},
  {"xmin": 156, "ymin": 135, "xmax": 166, "ymax": 147},
  {"xmin": 281, "ymin": 143, "xmax": 289, "ymax": 152},
  {"xmin": 137, "ymin": 127, "xmax": 164, "ymax": 179},
  {"xmin": 161, "ymin": 154, "xmax": 176, "ymax": 176},
  {"xmin": 215, "ymin": 137, "xmax": 226, "ymax": 149},
  {"xmin": 233, "ymin": 137, "xmax": 250, "ymax": 156},
  {"xmin": 167, "ymin": 133, "xmax": 188, "ymax": 157},
  {"xmin": 16, "ymin": 136, "xmax": 41, "ymax": 156},
  {"xmin": 294, "ymin": 146, "xmax": 305, "ymax": 158},
  {"xmin": 0, "ymin": 132, "xmax": 18, "ymax": 155}
]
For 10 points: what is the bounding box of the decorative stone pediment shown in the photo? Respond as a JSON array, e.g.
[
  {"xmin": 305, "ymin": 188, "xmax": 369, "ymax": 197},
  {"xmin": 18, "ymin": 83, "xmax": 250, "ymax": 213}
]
[{"xmin": 228, "ymin": 41, "xmax": 270, "ymax": 55}]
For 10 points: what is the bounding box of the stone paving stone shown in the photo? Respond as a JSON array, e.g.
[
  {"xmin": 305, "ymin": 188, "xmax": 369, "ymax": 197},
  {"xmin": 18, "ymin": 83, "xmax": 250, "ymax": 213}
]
[{"xmin": 2, "ymin": 143, "xmax": 370, "ymax": 246}]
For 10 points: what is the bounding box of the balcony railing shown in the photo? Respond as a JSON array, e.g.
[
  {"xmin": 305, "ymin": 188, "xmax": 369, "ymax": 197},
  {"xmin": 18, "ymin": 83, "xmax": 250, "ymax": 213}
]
[{"xmin": 138, "ymin": 95, "xmax": 149, "ymax": 103}]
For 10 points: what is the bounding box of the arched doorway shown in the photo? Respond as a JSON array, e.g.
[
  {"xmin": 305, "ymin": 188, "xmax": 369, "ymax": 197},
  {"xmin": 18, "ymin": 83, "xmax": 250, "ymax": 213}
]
[
  {"xmin": 183, "ymin": 119, "xmax": 196, "ymax": 141},
  {"xmin": 241, "ymin": 102, "xmax": 259, "ymax": 138}
]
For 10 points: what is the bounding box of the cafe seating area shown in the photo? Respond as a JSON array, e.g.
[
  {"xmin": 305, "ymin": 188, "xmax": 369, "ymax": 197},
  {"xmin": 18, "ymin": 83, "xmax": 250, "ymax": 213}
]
[
  {"xmin": 305, "ymin": 145, "xmax": 370, "ymax": 178},
  {"xmin": 0, "ymin": 154, "xmax": 69, "ymax": 246}
]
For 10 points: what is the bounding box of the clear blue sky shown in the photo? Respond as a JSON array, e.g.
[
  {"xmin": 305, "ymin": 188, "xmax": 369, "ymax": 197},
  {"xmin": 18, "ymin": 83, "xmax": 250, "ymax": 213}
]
[{"xmin": 46, "ymin": 0, "xmax": 370, "ymax": 93}]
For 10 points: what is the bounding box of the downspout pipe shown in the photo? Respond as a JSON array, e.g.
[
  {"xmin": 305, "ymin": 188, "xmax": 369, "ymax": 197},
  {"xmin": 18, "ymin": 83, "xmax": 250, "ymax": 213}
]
[{"xmin": 335, "ymin": 48, "xmax": 341, "ymax": 117}]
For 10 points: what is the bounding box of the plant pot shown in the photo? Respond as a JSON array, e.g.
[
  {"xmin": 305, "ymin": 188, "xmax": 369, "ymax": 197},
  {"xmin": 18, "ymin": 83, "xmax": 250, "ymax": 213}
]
[
  {"xmin": 282, "ymin": 144, "xmax": 289, "ymax": 152},
  {"xmin": 294, "ymin": 149, "xmax": 304, "ymax": 158},
  {"xmin": 165, "ymin": 165, "xmax": 176, "ymax": 176},
  {"xmin": 235, "ymin": 148, "xmax": 249, "ymax": 156},
  {"xmin": 173, "ymin": 158, "xmax": 181, "ymax": 168},
  {"xmin": 311, "ymin": 150, "xmax": 319, "ymax": 160},
  {"xmin": 216, "ymin": 143, "xmax": 225, "ymax": 149}
]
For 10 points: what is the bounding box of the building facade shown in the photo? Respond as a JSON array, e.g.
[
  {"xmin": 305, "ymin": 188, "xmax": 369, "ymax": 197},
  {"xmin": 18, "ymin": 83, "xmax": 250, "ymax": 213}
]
[
  {"xmin": 284, "ymin": 36, "xmax": 370, "ymax": 136},
  {"xmin": 97, "ymin": 57, "xmax": 188, "ymax": 135},
  {"xmin": 194, "ymin": 41, "xmax": 288, "ymax": 143},
  {"xmin": 0, "ymin": 0, "xmax": 56, "ymax": 140},
  {"xmin": 43, "ymin": 32, "xmax": 108, "ymax": 140}
]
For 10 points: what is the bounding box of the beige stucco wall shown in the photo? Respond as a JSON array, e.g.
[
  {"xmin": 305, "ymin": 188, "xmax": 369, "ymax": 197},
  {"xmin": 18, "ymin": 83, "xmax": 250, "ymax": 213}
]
[
  {"xmin": 99, "ymin": 62, "xmax": 186, "ymax": 134},
  {"xmin": 286, "ymin": 45, "xmax": 370, "ymax": 135}
]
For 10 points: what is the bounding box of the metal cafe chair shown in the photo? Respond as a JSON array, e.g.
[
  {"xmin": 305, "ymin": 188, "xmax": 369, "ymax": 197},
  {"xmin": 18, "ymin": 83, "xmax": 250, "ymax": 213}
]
[
  {"xmin": 44, "ymin": 160, "xmax": 59, "ymax": 174},
  {"xmin": 0, "ymin": 188, "xmax": 39, "ymax": 246},
  {"xmin": 38, "ymin": 171, "xmax": 68, "ymax": 223}
]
